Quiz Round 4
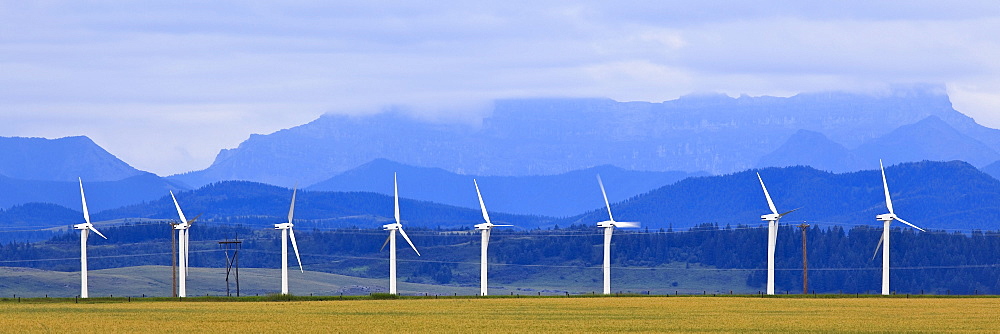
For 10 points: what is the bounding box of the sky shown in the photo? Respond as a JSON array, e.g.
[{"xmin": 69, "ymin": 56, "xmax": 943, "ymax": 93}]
[{"xmin": 2, "ymin": 1, "xmax": 999, "ymax": 176}]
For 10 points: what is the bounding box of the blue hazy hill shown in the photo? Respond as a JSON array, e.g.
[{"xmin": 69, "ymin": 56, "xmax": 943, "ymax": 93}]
[
  {"xmin": 759, "ymin": 116, "xmax": 1000, "ymax": 172},
  {"xmin": 0, "ymin": 136, "xmax": 145, "ymax": 182},
  {"xmin": 306, "ymin": 159, "xmax": 705, "ymax": 217},
  {"xmin": 0, "ymin": 173, "xmax": 189, "ymax": 213},
  {"xmin": 8, "ymin": 161, "xmax": 999, "ymax": 235},
  {"xmin": 95, "ymin": 181, "xmax": 552, "ymax": 230},
  {"xmin": 564, "ymin": 160, "xmax": 1000, "ymax": 232},
  {"xmin": 0, "ymin": 136, "xmax": 190, "ymax": 212},
  {"xmin": 170, "ymin": 86, "xmax": 1000, "ymax": 188},
  {"xmin": 982, "ymin": 160, "xmax": 1000, "ymax": 180}
]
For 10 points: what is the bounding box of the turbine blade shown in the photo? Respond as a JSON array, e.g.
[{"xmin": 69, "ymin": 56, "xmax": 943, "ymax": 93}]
[
  {"xmin": 895, "ymin": 217, "xmax": 926, "ymax": 232},
  {"xmin": 394, "ymin": 173, "xmax": 400, "ymax": 225},
  {"xmin": 88, "ymin": 226, "xmax": 107, "ymax": 240},
  {"xmin": 287, "ymin": 186, "xmax": 297, "ymax": 225},
  {"xmin": 880, "ymin": 160, "xmax": 894, "ymax": 215},
  {"xmin": 474, "ymin": 179, "xmax": 491, "ymax": 225},
  {"xmin": 380, "ymin": 234, "xmax": 391, "ymax": 252},
  {"xmin": 613, "ymin": 222, "xmax": 640, "ymax": 228},
  {"xmin": 493, "ymin": 224, "xmax": 514, "ymax": 227},
  {"xmin": 597, "ymin": 175, "xmax": 614, "ymax": 222},
  {"xmin": 779, "ymin": 208, "xmax": 801, "ymax": 217},
  {"xmin": 398, "ymin": 227, "xmax": 420, "ymax": 256},
  {"xmin": 79, "ymin": 178, "xmax": 91, "ymax": 225},
  {"xmin": 871, "ymin": 233, "xmax": 884, "ymax": 261},
  {"xmin": 170, "ymin": 191, "xmax": 188, "ymax": 224},
  {"xmin": 187, "ymin": 213, "xmax": 201, "ymax": 226},
  {"xmin": 289, "ymin": 228, "xmax": 303, "ymax": 273},
  {"xmin": 757, "ymin": 173, "xmax": 779, "ymax": 215}
]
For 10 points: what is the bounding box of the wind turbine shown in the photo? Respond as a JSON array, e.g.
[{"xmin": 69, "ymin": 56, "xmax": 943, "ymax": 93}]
[
  {"xmin": 873, "ymin": 160, "xmax": 925, "ymax": 295},
  {"xmin": 274, "ymin": 186, "xmax": 303, "ymax": 295},
  {"xmin": 380, "ymin": 173, "xmax": 420, "ymax": 295},
  {"xmin": 595, "ymin": 175, "xmax": 639, "ymax": 295},
  {"xmin": 75, "ymin": 178, "xmax": 107, "ymax": 299},
  {"xmin": 170, "ymin": 190, "xmax": 198, "ymax": 298},
  {"xmin": 757, "ymin": 173, "xmax": 797, "ymax": 295},
  {"xmin": 473, "ymin": 179, "xmax": 512, "ymax": 296}
]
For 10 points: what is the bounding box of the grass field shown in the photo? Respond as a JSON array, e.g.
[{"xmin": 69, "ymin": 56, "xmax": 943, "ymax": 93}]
[
  {"xmin": 0, "ymin": 263, "xmax": 754, "ymax": 298},
  {"xmin": 0, "ymin": 296, "xmax": 996, "ymax": 333}
]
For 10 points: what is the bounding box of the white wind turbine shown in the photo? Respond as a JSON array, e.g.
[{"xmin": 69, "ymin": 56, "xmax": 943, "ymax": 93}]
[
  {"xmin": 473, "ymin": 179, "xmax": 513, "ymax": 296},
  {"xmin": 170, "ymin": 190, "xmax": 197, "ymax": 298},
  {"xmin": 873, "ymin": 160, "xmax": 925, "ymax": 295},
  {"xmin": 380, "ymin": 173, "xmax": 420, "ymax": 295},
  {"xmin": 274, "ymin": 187, "xmax": 303, "ymax": 295},
  {"xmin": 595, "ymin": 175, "xmax": 639, "ymax": 295},
  {"xmin": 756, "ymin": 173, "xmax": 797, "ymax": 295},
  {"xmin": 75, "ymin": 178, "xmax": 107, "ymax": 299}
]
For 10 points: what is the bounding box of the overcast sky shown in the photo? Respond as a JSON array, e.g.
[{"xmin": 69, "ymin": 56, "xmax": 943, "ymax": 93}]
[{"xmin": 2, "ymin": 1, "xmax": 999, "ymax": 176}]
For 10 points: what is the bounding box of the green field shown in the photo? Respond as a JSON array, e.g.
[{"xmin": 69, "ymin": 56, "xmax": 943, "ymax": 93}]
[
  {"xmin": 0, "ymin": 265, "xmax": 482, "ymax": 297},
  {"xmin": 0, "ymin": 263, "xmax": 755, "ymax": 298},
  {"xmin": 0, "ymin": 296, "xmax": 996, "ymax": 333}
]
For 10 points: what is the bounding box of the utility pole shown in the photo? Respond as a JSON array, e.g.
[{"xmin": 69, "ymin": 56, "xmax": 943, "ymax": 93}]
[
  {"xmin": 171, "ymin": 222, "xmax": 178, "ymax": 298},
  {"xmin": 799, "ymin": 222, "xmax": 810, "ymax": 294},
  {"xmin": 219, "ymin": 233, "xmax": 242, "ymax": 297}
]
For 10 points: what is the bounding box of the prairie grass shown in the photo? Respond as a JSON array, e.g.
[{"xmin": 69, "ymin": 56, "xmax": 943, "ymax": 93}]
[{"xmin": 0, "ymin": 296, "xmax": 995, "ymax": 333}]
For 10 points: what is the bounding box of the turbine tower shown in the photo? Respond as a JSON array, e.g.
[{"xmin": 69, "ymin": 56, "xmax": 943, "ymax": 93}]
[
  {"xmin": 874, "ymin": 160, "xmax": 925, "ymax": 295},
  {"xmin": 75, "ymin": 178, "xmax": 107, "ymax": 299},
  {"xmin": 274, "ymin": 187, "xmax": 303, "ymax": 295},
  {"xmin": 170, "ymin": 191, "xmax": 197, "ymax": 298},
  {"xmin": 757, "ymin": 173, "xmax": 797, "ymax": 295},
  {"xmin": 595, "ymin": 175, "xmax": 639, "ymax": 295},
  {"xmin": 473, "ymin": 179, "xmax": 512, "ymax": 296},
  {"xmin": 380, "ymin": 173, "xmax": 420, "ymax": 295}
]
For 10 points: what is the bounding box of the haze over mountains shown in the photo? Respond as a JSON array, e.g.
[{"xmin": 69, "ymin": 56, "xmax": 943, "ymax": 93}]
[
  {"xmin": 0, "ymin": 136, "xmax": 186, "ymax": 212},
  {"xmin": 564, "ymin": 160, "xmax": 1000, "ymax": 232},
  {"xmin": 170, "ymin": 85, "xmax": 1000, "ymax": 189},
  {"xmin": 307, "ymin": 159, "xmax": 705, "ymax": 217},
  {"xmin": 2, "ymin": 87, "xmax": 1000, "ymax": 234},
  {"xmin": 5, "ymin": 160, "xmax": 998, "ymax": 235}
]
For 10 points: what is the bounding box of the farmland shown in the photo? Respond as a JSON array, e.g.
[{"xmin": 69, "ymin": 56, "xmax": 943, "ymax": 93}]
[{"xmin": 0, "ymin": 296, "xmax": 996, "ymax": 333}]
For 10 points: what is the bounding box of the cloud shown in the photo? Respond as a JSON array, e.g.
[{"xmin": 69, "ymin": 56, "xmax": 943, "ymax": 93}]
[{"xmin": 1, "ymin": 1, "xmax": 999, "ymax": 175}]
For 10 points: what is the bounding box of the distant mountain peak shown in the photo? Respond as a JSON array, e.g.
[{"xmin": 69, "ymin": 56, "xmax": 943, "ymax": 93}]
[
  {"xmin": 857, "ymin": 115, "xmax": 1000, "ymax": 167},
  {"xmin": 0, "ymin": 136, "xmax": 145, "ymax": 182},
  {"xmin": 757, "ymin": 129, "xmax": 856, "ymax": 172}
]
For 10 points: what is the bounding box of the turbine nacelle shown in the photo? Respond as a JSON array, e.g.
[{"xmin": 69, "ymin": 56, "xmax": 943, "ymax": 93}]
[
  {"xmin": 876, "ymin": 213, "xmax": 896, "ymax": 222},
  {"xmin": 383, "ymin": 222, "xmax": 401, "ymax": 231},
  {"xmin": 73, "ymin": 222, "xmax": 107, "ymax": 239},
  {"xmin": 760, "ymin": 213, "xmax": 781, "ymax": 221},
  {"xmin": 597, "ymin": 220, "xmax": 639, "ymax": 229},
  {"xmin": 475, "ymin": 222, "xmax": 513, "ymax": 230},
  {"xmin": 274, "ymin": 222, "xmax": 294, "ymax": 230}
]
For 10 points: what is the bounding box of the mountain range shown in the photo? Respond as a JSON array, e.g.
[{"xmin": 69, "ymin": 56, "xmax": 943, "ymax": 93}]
[
  {"xmin": 562, "ymin": 160, "xmax": 1000, "ymax": 232},
  {"xmin": 4, "ymin": 160, "xmax": 998, "ymax": 235},
  {"xmin": 306, "ymin": 159, "xmax": 704, "ymax": 217},
  {"xmin": 3, "ymin": 88, "xmax": 1000, "ymax": 235},
  {"xmin": 0, "ymin": 136, "xmax": 188, "ymax": 212},
  {"xmin": 169, "ymin": 85, "xmax": 1000, "ymax": 188},
  {"xmin": 759, "ymin": 116, "xmax": 1000, "ymax": 172},
  {"xmin": 0, "ymin": 136, "xmax": 144, "ymax": 182}
]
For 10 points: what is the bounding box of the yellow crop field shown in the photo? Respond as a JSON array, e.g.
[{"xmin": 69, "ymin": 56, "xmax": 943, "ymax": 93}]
[{"xmin": 0, "ymin": 297, "xmax": 996, "ymax": 333}]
